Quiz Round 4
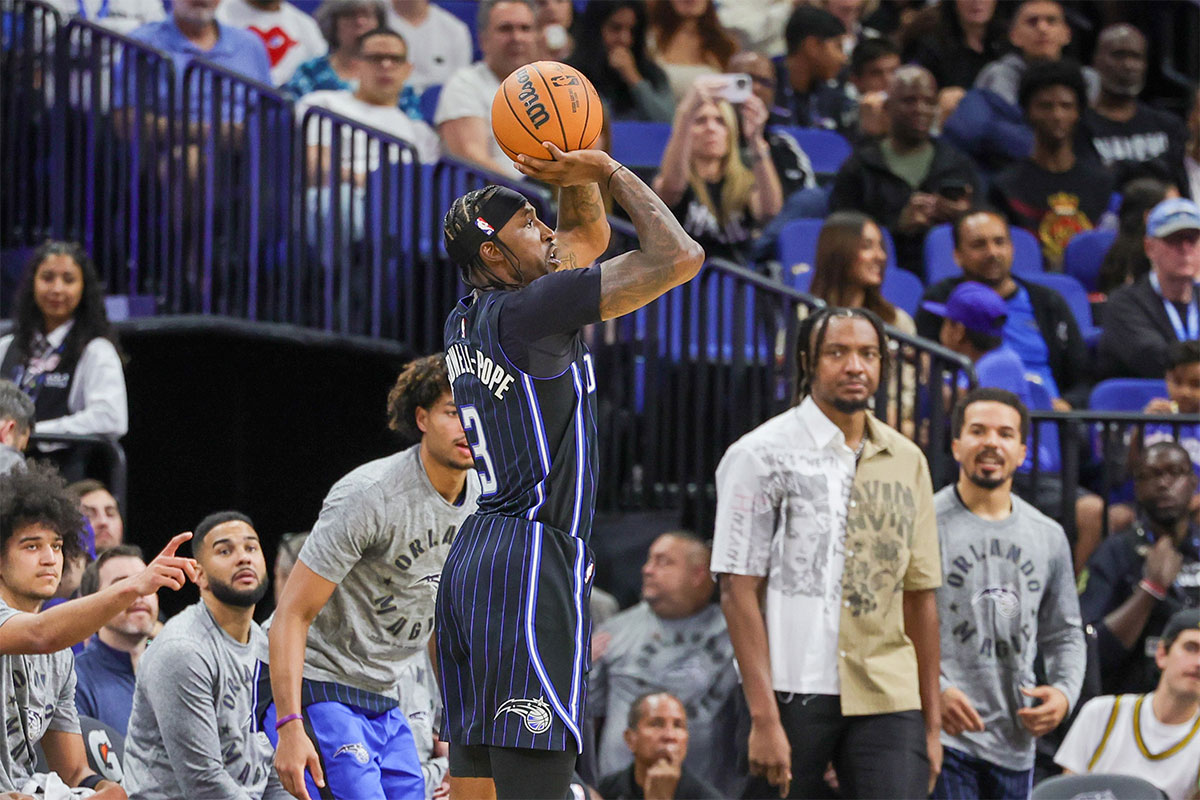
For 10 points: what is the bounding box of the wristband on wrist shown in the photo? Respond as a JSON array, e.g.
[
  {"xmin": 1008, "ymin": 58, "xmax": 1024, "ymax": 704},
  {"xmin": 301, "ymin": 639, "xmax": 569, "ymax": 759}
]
[
  {"xmin": 1138, "ymin": 578, "xmax": 1168, "ymax": 601},
  {"xmin": 606, "ymin": 163, "xmax": 626, "ymax": 191},
  {"xmin": 275, "ymin": 713, "xmax": 303, "ymax": 731},
  {"xmin": 79, "ymin": 774, "xmax": 103, "ymax": 790}
]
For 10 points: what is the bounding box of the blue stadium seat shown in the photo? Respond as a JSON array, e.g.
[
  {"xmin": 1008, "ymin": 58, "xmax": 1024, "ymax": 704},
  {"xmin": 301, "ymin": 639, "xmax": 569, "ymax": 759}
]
[
  {"xmin": 924, "ymin": 223, "xmax": 1043, "ymax": 284},
  {"xmin": 419, "ymin": 85, "xmax": 442, "ymax": 126},
  {"xmin": 1088, "ymin": 378, "xmax": 1169, "ymax": 412},
  {"xmin": 1024, "ymin": 378, "xmax": 1062, "ymax": 473},
  {"xmin": 769, "ymin": 126, "xmax": 851, "ymax": 176},
  {"xmin": 1063, "ymin": 228, "xmax": 1115, "ymax": 293},
  {"xmin": 881, "ymin": 268, "xmax": 924, "ymax": 317},
  {"xmin": 438, "ymin": 1, "xmax": 482, "ymax": 60},
  {"xmin": 608, "ymin": 121, "xmax": 672, "ymax": 171},
  {"xmin": 777, "ymin": 217, "xmax": 897, "ymax": 294},
  {"xmin": 1019, "ymin": 272, "xmax": 1101, "ymax": 346}
]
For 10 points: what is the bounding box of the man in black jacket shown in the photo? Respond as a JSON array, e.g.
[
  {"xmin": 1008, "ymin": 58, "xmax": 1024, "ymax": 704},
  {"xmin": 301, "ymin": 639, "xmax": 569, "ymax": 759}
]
[
  {"xmin": 916, "ymin": 209, "xmax": 1091, "ymax": 409},
  {"xmin": 830, "ymin": 65, "xmax": 980, "ymax": 274},
  {"xmin": 1098, "ymin": 197, "xmax": 1200, "ymax": 379}
]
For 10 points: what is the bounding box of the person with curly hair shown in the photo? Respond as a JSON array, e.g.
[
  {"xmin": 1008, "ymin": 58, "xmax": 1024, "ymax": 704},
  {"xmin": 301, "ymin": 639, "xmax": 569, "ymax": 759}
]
[
  {"xmin": 0, "ymin": 462, "xmax": 196, "ymax": 796},
  {"xmin": 0, "ymin": 241, "xmax": 127, "ymax": 480},
  {"xmin": 268, "ymin": 353, "xmax": 478, "ymax": 800}
]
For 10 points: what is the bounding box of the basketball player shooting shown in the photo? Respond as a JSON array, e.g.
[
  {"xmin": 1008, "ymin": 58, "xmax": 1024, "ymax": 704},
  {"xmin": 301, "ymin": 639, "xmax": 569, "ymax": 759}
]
[{"xmin": 437, "ymin": 144, "xmax": 704, "ymax": 800}]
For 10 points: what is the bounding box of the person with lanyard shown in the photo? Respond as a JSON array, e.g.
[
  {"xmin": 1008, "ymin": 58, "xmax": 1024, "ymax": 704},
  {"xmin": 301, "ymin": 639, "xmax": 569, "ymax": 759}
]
[
  {"xmin": 1100, "ymin": 198, "xmax": 1200, "ymax": 380},
  {"xmin": 1078, "ymin": 441, "xmax": 1200, "ymax": 697},
  {"xmin": 0, "ymin": 242, "xmax": 127, "ymax": 480}
]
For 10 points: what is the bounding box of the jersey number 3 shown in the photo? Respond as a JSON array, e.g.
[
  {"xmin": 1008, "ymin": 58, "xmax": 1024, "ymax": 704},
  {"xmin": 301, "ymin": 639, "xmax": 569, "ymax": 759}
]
[{"xmin": 460, "ymin": 405, "xmax": 498, "ymax": 496}]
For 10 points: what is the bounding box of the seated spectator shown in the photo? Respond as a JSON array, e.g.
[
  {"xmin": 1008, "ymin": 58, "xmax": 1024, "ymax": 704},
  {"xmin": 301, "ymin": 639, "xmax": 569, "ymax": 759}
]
[
  {"xmin": 829, "ymin": 65, "xmax": 980, "ymax": 275},
  {"xmin": 73, "ymin": 545, "xmax": 155, "ymax": 736},
  {"xmin": 569, "ymin": 0, "xmax": 674, "ymax": 124},
  {"xmin": 395, "ymin": 652, "xmax": 449, "ymax": 800},
  {"xmin": 272, "ymin": 531, "xmax": 308, "ymax": 606},
  {"xmin": 727, "ymin": 52, "xmax": 816, "ymax": 197},
  {"xmin": 534, "ymin": 0, "xmax": 573, "ymax": 61},
  {"xmin": 935, "ymin": 388, "xmax": 1084, "ymax": 800},
  {"xmin": 434, "ymin": 0, "xmax": 537, "ymax": 179},
  {"xmin": 819, "ymin": 0, "xmax": 877, "ymax": 56},
  {"xmin": 646, "ymin": 0, "xmax": 738, "ymax": 103},
  {"xmin": 0, "ymin": 242, "xmax": 128, "ymax": 480},
  {"xmin": 590, "ymin": 532, "xmax": 738, "ymax": 795},
  {"xmin": 825, "ymin": 36, "xmax": 901, "ymax": 141},
  {"xmin": 1097, "ymin": 177, "xmax": 1176, "ymax": 295},
  {"xmin": 991, "ymin": 60, "xmax": 1115, "ymax": 268},
  {"xmin": 1055, "ymin": 607, "xmax": 1200, "ymax": 800},
  {"xmin": 973, "ymin": 0, "xmax": 1098, "ymax": 109},
  {"xmin": 922, "ymin": 281, "xmax": 1032, "ymax": 406},
  {"xmin": 942, "ymin": 0, "xmax": 1098, "ymax": 177},
  {"xmin": 597, "ymin": 692, "xmax": 722, "ymax": 800},
  {"xmin": 281, "ymin": 0, "xmax": 386, "ymax": 99},
  {"xmin": 1138, "ymin": 340, "xmax": 1200, "ymax": 471},
  {"xmin": 905, "ymin": 0, "xmax": 1007, "ymax": 121},
  {"xmin": 1084, "ymin": 24, "xmax": 1189, "ymax": 194},
  {"xmin": 916, "ymin": 210, "xmax": 1090, "ymax": 408},
  {"xmin": 714, "ymin": 0, "xmax": 791, "ymax": 58},
  {"xmin": 122, "ymin": 511, "xmax": 281, "ymax": 799},
  {"xmin": 69, "ymin": 479, "xmax": 124, "ymax": 552},
  {"xmin": 0, "ymin": 462, "xmax": 194, "ymax": 797},
  {"xmin": 1187, "ymin": 88, "xmax": 1200, "ymax": 201},
  {"xmin": 774, "ymin": 5, "xmax": 847, "ymax": 130},
  {"xmin": 653, "ymin": 78, "xmax": 783, "ymax": 266},
  {"xmin": 1078, "ymin": 442, "xmax": 1199, "ymax": 696},
  {"xmin": 812, "ymin": 211, "xmax": 916, "ymax": 334},
  {"xmin": 299, "ymin": 28, "xmax": 440, "ymax": 168},
  {"xmin": 126, "ymin": 0, "xmax": 272, "ymax": 111},
  {"xmin": 44, "ymin": 0, "xmax": 163, "ymax": 34},
  {"xmin": 386, "ymin": 0, "xmax": 472, "ymax": 91},
  {"xmin": 1099, "ymin": 198, "xmax": 1200, "ymax": 379},
  {"xmin": 0, "ymin": 380, "xmax": 33, "ymax": 476},
  {"xmin": 217, "ymin": 0, "xmax": 327, "ymax": 86}
]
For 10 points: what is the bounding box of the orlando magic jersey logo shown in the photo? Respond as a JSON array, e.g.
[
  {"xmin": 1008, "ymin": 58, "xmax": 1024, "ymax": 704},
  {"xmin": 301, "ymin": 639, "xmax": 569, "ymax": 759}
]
[
  {"xmin": 495, "ymin": 697, "xmax": 554, "ymax": 734},
  {"xmin": 972, "ymin": 585, "xmax": 1021, "ymax": 618}
]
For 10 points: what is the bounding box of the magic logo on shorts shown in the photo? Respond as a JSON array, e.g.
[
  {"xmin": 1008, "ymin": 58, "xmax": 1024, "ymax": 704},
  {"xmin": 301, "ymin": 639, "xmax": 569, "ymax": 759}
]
[
  {"xmin": 495, "ymin": 697, "xmax": 553, "ymax": 734},
  {"xmin": 333, "ymin": 742, "xmax": 370, "ymax": 764}
]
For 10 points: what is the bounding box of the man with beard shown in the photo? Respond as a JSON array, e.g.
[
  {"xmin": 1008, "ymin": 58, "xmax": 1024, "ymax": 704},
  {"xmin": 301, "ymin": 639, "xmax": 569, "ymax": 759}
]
[
  {"xmin": 122, "ymin": 511, "xmax": 284, "ymax": 800},
  {"xmin": 916, "ymin": 209, "xmax": 1089, "ymax": 410},
  {"xmin": 932, "ymin": 388, "xmax": 1085, "ymax": 799},
  {"xmin": 713, "ymin": 306, "xmax": 943, "ymax": 798},
  {"xmin": 269, "ymin": 355, "xmax": 478, "ymax": 800},
  {"xmin": 1078, "ymin": 442, "xmax": 1200, "ymax": 695}
]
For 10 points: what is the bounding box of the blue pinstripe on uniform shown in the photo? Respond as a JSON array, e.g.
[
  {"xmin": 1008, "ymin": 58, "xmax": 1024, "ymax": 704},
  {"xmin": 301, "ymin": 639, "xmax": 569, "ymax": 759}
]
[{"xmin": 932, "ymin": 745, "xmax": 1035, "ymax": 800}]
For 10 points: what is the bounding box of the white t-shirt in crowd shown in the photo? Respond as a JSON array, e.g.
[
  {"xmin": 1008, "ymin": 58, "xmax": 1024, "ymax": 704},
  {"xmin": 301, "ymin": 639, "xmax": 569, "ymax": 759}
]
[
  {"xmin": 216, "ymin": 0, "xmax": 326, "ymax": 86},
  {"xmin": 1055, "ymin": 693, "xmax": 1200, "ymax": 800},
  {"xmin": 386, "ymin": 3, "xmax": 472, "ymax": 91},
  {"xmin": 433, "ymin": 61, "xmax": 521, "ymax": 180},
  {"xmin": 44, "ymin": 0, "xmax": 163, "ymax": 34},
  {"xmin": 710, "ymin": 396, "xmax": 858, "ymax": 695},
  {"xmin": 299, "ymin": 89, "xmax": 440, "ymax": 171}
]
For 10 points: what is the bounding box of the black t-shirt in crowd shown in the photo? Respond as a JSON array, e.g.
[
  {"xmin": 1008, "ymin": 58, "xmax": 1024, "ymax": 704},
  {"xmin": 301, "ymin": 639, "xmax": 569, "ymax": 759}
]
[
  {"xmin": 990, "ymin": 156, "xmax": 1115, "ymax": 266},
  {"xmin": 597, "ymin": 764, "xmax": 723, "ymax": 800},
  {"xmin": 668, "ymin": 179, "xmax": 755, "ymax": 266},
  {"xmin": 1083, "ymin": 105, "xmax": 1189, "ymax": 193}
]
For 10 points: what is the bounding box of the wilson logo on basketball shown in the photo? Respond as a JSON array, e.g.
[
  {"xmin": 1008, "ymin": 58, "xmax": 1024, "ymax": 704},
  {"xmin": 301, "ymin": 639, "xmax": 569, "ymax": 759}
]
[{"xmin": 515, "ymin": 67, "xmax": 550, "ymax": 128}]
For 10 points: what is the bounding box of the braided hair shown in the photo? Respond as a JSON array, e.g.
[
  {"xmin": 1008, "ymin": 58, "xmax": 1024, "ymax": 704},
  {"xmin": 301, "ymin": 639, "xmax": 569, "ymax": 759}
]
[
  {"xmin": 443, "ymin": 186, "xmax": 528, "ymax": 291},
  {"xmin": 794, "ymin": 306, "xmax": 890, "ymax": 404}
]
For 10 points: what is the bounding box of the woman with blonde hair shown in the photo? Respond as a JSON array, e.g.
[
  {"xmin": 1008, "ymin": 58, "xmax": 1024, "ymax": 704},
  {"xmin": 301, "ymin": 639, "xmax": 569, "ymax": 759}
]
[
  {"xmin": 653, "ymin": 78, "xmax": 783, "ymax": 266},
  {"xmin": 647, "ymin": 0, "xmax": 740, "ymax": 101}
]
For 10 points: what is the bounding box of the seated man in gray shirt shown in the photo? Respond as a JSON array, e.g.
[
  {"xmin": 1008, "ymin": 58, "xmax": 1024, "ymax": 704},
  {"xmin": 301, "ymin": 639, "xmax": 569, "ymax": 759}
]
[
  {"xmin": 590, "ymin": 531, "xmax": 738, "ymax": 796},
  {"xmin": 122, "ymin": 511, "xmax": 285, "ymax": 800},
  {"xmin": 0, "ymin": 462, "xmax": 195, "ymax": 798},
  {"xmin": 934, "ymin": 388, "xmax": 1085, "ymax": 800},
  {"xmin": 0, "ymin": 381, "xmax": 32, "ymax": 476}
]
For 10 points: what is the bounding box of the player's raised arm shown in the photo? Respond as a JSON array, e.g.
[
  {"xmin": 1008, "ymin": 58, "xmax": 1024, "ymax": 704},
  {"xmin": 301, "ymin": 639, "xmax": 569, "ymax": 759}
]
[{"xmin": 514, "ymin": 144, "xmax": 705, "ymax": 321}]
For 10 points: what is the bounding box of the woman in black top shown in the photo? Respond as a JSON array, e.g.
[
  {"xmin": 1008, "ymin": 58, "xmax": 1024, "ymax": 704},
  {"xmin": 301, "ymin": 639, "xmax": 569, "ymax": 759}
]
[{"xmin": 569, "ymin": 0, "xmax": 675, "ymax": 123}]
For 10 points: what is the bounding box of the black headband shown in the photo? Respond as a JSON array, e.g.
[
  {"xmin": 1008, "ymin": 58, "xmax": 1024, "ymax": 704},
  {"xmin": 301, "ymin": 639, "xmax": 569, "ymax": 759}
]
[{"xmin": 445, "ymin": 186, "xmax": 529, "ymax": 266}]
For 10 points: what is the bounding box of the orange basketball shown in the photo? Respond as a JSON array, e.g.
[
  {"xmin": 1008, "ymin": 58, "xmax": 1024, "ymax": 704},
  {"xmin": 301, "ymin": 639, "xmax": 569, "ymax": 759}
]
[{"xmin": 491, "ymin": 61, "xmax": 603, "ymax": 162}]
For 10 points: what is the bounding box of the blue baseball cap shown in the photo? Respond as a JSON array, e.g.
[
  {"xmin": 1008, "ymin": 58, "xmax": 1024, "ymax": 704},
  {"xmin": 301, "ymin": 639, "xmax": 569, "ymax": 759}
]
[
  {"xmin": 921, "ymin": 281, "xmax": 1007, "ymax": 335},
  {"xmin": 1147, "ymin": 198, "xmax": 1200, "ymax": 238}
]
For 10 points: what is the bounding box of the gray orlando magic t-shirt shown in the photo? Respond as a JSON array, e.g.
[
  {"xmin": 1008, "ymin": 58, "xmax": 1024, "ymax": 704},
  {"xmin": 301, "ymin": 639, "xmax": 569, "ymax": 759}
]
[
  {"xmin": 299, "ymin": 445, "xmax": 478, "ymax": 696},
  {"xmin": 0, "ymin": 599, "xmax": 80, "ymax": 792},
  {"xmin": 122, "ymin": 602, "xmax": 282, "ymax": 800}
]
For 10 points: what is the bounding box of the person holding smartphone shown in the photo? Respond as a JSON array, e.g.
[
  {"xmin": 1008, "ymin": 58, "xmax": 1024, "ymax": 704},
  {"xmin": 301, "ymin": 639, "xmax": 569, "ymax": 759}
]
[{"xmin": 653, "ymin": 75, "xmax": 784, "ymax": 266}]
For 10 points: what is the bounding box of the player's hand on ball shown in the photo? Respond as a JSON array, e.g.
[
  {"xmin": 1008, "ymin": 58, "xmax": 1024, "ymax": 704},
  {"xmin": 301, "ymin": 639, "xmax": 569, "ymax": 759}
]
[
  {"xmin": 275, "ymin": 722, "xmax": 325, "ymax": 800},
  {"xmin": 512, "ymin": 142, "xmax": 616, "ymax": 187}
]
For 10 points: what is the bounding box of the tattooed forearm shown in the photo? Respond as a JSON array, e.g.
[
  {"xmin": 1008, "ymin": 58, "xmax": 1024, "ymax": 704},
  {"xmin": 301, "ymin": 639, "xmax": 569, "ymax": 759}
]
[{"xmin": 558, "ymin": 183, "xmax": 605, "ymax": 229}]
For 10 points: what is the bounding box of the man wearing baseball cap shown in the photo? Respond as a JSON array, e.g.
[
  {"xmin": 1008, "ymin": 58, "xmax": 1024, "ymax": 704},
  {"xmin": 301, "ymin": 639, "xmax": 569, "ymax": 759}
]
[
  {"xmin": 1055, "ymin": 607, "xmax": 1200, "ymax": 800},
  {"xmin": 923, "ymin": 281, "xmax": 1032, "ymax": 408},
  {"xmin": 1100, "ymin": 197, "xmax": 1200, "ymax": 379}
]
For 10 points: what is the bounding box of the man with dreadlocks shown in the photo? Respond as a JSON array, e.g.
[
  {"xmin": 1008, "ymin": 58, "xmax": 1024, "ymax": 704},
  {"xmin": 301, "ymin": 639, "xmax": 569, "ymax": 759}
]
[
  {"xmin": 713, "ymin": 306, "xmax": 944, "ymax": 799},
  {"xmin": 436, "ymin": 143, "xmax": 704, "ymax": 800}
]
